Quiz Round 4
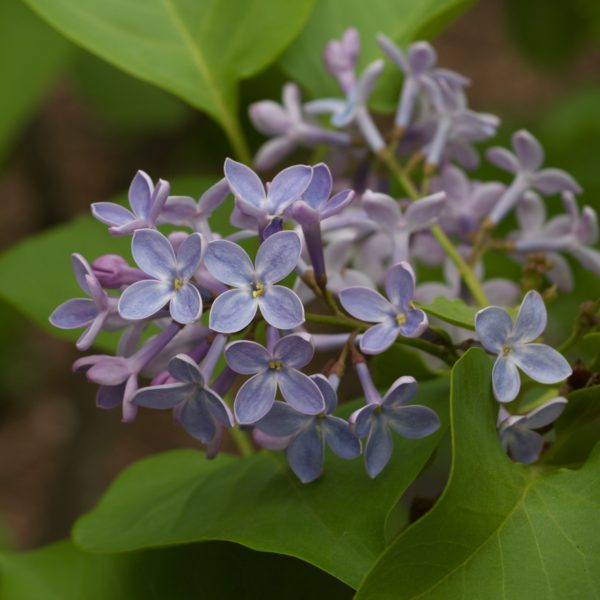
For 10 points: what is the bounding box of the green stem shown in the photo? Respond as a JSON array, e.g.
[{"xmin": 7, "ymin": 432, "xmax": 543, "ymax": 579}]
[
  {"xmin": 230, "ymin": 426, "xmax": 254, "ymax": 457},
  {"xmin": 223, "ymin": 112, "xmax": 252, "ymax": 163}
]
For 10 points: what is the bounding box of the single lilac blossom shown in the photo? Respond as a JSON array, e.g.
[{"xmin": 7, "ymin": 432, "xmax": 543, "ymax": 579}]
[
  {"xmin": 224, "ymin": 333, "xmax": 324, "ymax": 424},
  {"xmin": 350, "ymin": 364, "xmax": 440, "ymax": 478},
  {"xmin": 498, "ymin": 397, "xmax": 567, "ymax": 464},
  {"xmin": 92, "ymin": 170, "xmax": 170, "ymax": 235},
  {"xmin": 255, "ymin": 374, "xmax": 361, "ymax": 483},
  {"xmin": 118, "ymin": 229, "xmax": 203, "ymax": 324},
  {"xmin": 475, "ymin": 291, "xmax": 572, "ymax": 403},
  {"xmin": 486, "ymin": 129, "xmax": 581, "ymax": 226},
  {"xmin": 205, "ymin": 230, "xmax": 304, "ymax": 333},
  {"xmin": 339, "ymin": 262, "xmax": 428, "ymax": 354}
]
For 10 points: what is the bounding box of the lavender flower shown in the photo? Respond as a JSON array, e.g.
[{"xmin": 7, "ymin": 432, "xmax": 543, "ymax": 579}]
[
  {"xmin": 118, "ymin": 229, "xmax": 203, "ymax": 324},
  {"xmin": 498, "ymin": 397, "xmax": 567, "ymax": 463},
  {"xmin": 350, "ymin": 364, "xmax": 440, "ymax": 478},
  {"xmin": 249, "ymin": 83, "xmax": 350, "ymax": 171},
  {"xmin": 255, "ymin": 375, "xmax": 361, "ymax": 482},
  {"xmin": 486, "ymin": 129, "xmax": 581, "ymax": 225},
  {"xmin": 475, "ymin": 291, "xmax": 572, "ymax": 403},
  {"xmin": 50, "ymin": 253, "xmax": 123, "ymax": 350},
  {"xmin": 92, "ymin": 170, "xmax": 170, "ymax": 235},
  {"xmin": 339, "ymin": 262, "xmax": 428, "ymax": 354},
  {"xmin": 225, "ymin": 334, "xmax": 324, "ymax": 424},
  {"xmin": 205, "ymin": 230, "xmax": 304, "ymax": 333}
]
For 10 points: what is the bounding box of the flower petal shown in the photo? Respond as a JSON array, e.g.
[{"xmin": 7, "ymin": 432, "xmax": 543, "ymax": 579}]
[
  {"xmin": 311, "ymin": 374, "xmax": 337, "ymax": 414},
  {"xmin": 492, "ymin": 355, "xmax": 521, "ymax": 403},
  {"xmin": 278, "ymin": 368, "xmax": 325, "ymax": 415},
  {"xmin": 131, "ymin": 229, "xmax": 177, "ymax": 280},
  {"xmin": 71, "ymin": 253, "xmax": 94, "ymax": 295},
  {"xmin": 128, "ymin": 170, "xmax": 153, "ymax": 218},
  {"xmin": 209, "ymin": 288, "xmax": 257, "ymax": 334},
  {"xmin": 385, "ymin": 262, "xmax": 416, "ymax": 312},
  {"xmin": 339, "ymin": 286, "xmax": 393, "ymax": 322},
  {"xmin": 301, "ymin": 163, "xmax": 332, "ymax": 210},
  {"xmin": 382, "ymin": 376, "xmax": 418, "ymax": 407},
  {"xmin": 204, "ymin": 389, "xmax": 234, "ymax": 427},
  {"xmin": 224, "ymin": 158, "xmax": 266, "ymax": 208},
  {"xmin": 386, "ymin": 405, "xmax": 440, "ymax": 439},
  {"xmin": 512, "ymin": 130, "xmax": 544, "ymax": 171},
  {"xmin": 511, "ymin": 290, "xmax": 547, "ymax": 344},
  {"xmin": 523, "ymin": 396, "xmax": 567, "ymax": 429},
  {"xmin": 362, "ymin": 190, "xmax": 401, "ymax": 225},
  {"xmin": 176, "ymin": 233, "xmax": 203, "ymax": 279},
  {"xmin": 254, "ymin": 401, "xmax": 309, "ymax": 437},
  {"xmin": 504, "ymin": 427, "xmax": 545, "ymax": 464},
  {"xmin": 486, "ymin": 147, "xmax": 519, "ymax": 174},
  {"xmin": 273, "ymin": 334, "xmax": 314, "ymax": 369},
  {"xmin": 168, "ymin": 354, "xmax": 204, "ymax": 385},
  {"xmin": 475, "ymin": 306, "xmax": 512, "ymax": 353},
  {"xmin": 179, "ymin": 393, "xmax": 216, "ymax": 443},
  {"xmin": 50, "ymin": 298, "xmax": 97, "ymax": 329},
  {"xmin": 258, "ymin": 285, "xmax": 304, "ymax": 329},
  {"xmin": 323, "ymin": 416, "xmax": 361, "ymax": 459},
  {"xmin": 399, "ymin": 308, "xmax": 428, "ymax": 338},
  {"xmin": 255, "ymin": 230, "xmax": 301, "ymax": 284},
  {"xmin": 287, "ymin": 425, "xmax": 324, "ymax": 483},
  {"xmin": 170, "ymin": 283, "xmax": 202, "ymax": 324},
  {"xmin": 91, "ymin": 202, "xmax": 135, "ymax": 227},
  {"xmin": 118, "ymin": 280, "xmax": 173, "ymax": 320},
  {"xmin": 320, "ymin": 189, "xmax": 354, "ymax": 220},
  {"xmin": 133, "ymin": 383, "xmax": 190, "ymax": 409},
  {"xmin": 364, "ymin": 414, "xmax": 393, "ymax": 478},
  {"xmin": 225, "ymin": 340, "xmax": 271, "ymax": 374},
  {"xmin": 360, "ymin": 321, "xmax": 399, "ymax": 355},
  {"xmin": 511, "ymin": 344, "xmax": 572, "ymax": 384},
  {"xmin": 266, "ymin": 165, "xmax": 312, "ymax": 213},
  {"xmin": 234, "ymin": 371, "xmax": 278, "ymax": 424},
  {"xmin": 204, "ymin": 239, "xmax": 255, "ymax": 287},
  {"xmin": 408, "ymin": 41, "xmax": 436, "ymax": 73},
  {"xmin": 254, "ymin": 137, "xmax": 296, "ymax": 171},
  {"xmin": 404, "ymin": 192, "xmax": 445, "ymax": 232}
]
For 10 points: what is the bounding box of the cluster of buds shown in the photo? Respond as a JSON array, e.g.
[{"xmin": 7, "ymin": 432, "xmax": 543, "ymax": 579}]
[{"xmin": 50, "ymin": 29, "xmax": 597, "ymax": 480}]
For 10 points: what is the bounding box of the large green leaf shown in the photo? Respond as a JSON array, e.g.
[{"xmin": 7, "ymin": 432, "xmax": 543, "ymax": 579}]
[
  {"xmin": 0, "ymin": 540, "xmax": 352, "ymax": 599},
  {"xmin": 418, "ymin": 297, "xmax": 478, "ymax": 331},
  {"xmin": 73, "ymin": 378, "xmax": 449, "ymax": 589},
  {"xmin": 356, "ymin": 348, "xmax": 600, "ymax": 599},
  {"xmin": 23, "ymin": 0, "xmax": 316, "ymax": 160},
  {"xmin": 279, "ymin": 0, "xmax": 474, "ymax": 112},
  {"xmin": 0, "ymin": 0, "xmax": 71, "ymax": 164}
]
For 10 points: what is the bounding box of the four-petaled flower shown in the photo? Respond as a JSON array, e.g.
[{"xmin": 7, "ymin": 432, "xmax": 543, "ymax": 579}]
[
  {"xmin": 118, "ymin": 229, "xmax": 203, "ymax": 324},
  {"xmin": 133, "ymin": 353, "xmax": 233, "ymax": 444},
  {"xmin": 92, "ymin": 170, "xmax": 170, "ymax": 235},
  {"xmin": 339, "ymin": 262, "xmax": 428, "ymax": 354},
  {"xmin": 255, "ymin": 375, "xmax": 361, "ymax": 483},
  {"xmin": 205, "ymin": 230, "xmax": 304, "ymax": 333},
  {"xmin": 475, "ymin": 290, "xmax": 572, "ymax": 403},
  {"xmin": 498, "ymin": 397, "xmax": 567, "ymax": 464},
  {"xmin": 225, "ymin": 334, "xmax": 325, "ymax": 424}
]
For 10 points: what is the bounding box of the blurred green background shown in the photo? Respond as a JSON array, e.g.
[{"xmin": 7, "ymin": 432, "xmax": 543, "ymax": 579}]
[{"xmin": 0, "ymin": 0, "xmax": 598, "ymax": 552}]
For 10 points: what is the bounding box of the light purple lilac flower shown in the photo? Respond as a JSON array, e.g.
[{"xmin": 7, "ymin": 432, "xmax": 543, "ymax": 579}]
[
  {"xmin": 225, "ymin": 333, "xmax": 324, "ymax": 424},
  {"xmin": 377, "ymin": 35, "xmax": 469, "ymax": 131},
  {"xmin": 498, "ymin": 397, "xmax": 567, "ymax": 463},
  {"xmin": 205, "ymin": 230, "xmax": 304, "ymax": 333},
  {"xmin": 50, "ymin": 253, "xmax": 123, "ymax": 350},
  {"xmin": 249, "ymin": 83, "xmax": 350, "ymax": 171},
  {"xmin": 133, "ymin": 336, "xmax": 234, "ymax": 444},
  {"xmin": 361, "ymin": 190, "xmax": 445, "ymax": 263},
  {"xmin": 350, "ymin": 364, "xmax": 440, "ymax": 478},
  {"xmin": 339, "ymin": 262, "xmax": 428, "ymax": 354},
  {"xmin": 475, "ymin": 291, "xmax": 572, "ymax": 403},
  {"xmin": 255, "ymin": 374, "xmax": 361, "ymax": 482},
  {"xmin": 92, "ymin": 170, "xmax": 170, "ymax": 236},
  {"xmin": 118, "ymin": 229, "xmax": 203, "ymax": 324},
  {"xmin": 486, "ymin": 129, "xmax": 581, "ymax": 225}
]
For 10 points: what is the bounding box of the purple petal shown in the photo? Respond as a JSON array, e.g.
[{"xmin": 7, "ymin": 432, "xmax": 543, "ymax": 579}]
[
  {"xmin": 357, "ymin": 59, "xmax": 384, "ymax": 103},
  {"xmin": 87, "ymin": 358, "xmax": 131, "ymax": 386},
  {"xmin": 486, "ymin": 147, "xmax": 519, "ymax": 174},
  {"xmin": 483, "ymin": 279, "xmax": 520, "ymax": 306},
  {"xmin": 399, "ymin": 308, "xmax": 428, "ymax": 338},
  {"xmin": 323, "ymin": 416, "xmax": 361, "ymax": 459},
  {"xmin": 234, "ymin": 371, "xmax": 277, "ymax": 424},
  {"xmin": 258, "ymin": 285, "xmax": 304, "ymax": 329},
  {"xmin": 168, "ymin": 354, "xmax": 204, "ymax": 384},
  {"xmin": 512, "ymin": 130, "xmax": 544, "ymax": 171},
  {"xmin": 364, "ymin": 414, "xmax": 393, "ymax": 478},
  {"xmin": 118, "ymin": 280, "xmax": 173, "ymax": 320},
  {"xmin": 91, "ymin": 202, "xmax": 135, "ymax": 227},
  {"xmin": 321, "ymin": 189, "xmax": 354, "ymax": 220},
  {"xmin": 266, "ymin": 165, "xmax": 312, "ymax": 213},
  {"xmin": 570, "ymin": 245, "xmax": 600, "ymax": 277},
  {"xmin": 204, "ymin": 389, "xmax": 234, "ymax": 428},
  {"xmin": 405, "ymin": 192, "xmax": 445, "ymax": 231},
  {"xmin": 311, "ymin": 374, "xmax": 337, "ymax": 414},
  {"xmin": 224, "ymin": 158, "xmax": 265, "ymax": 208},
  {"xmin": 96, "ymin": 384, "xmax": 124, "ymax": 410},
  {"xmin": 198, "ymin": 178, "xmax": 230, "ymax": 216},
  {"xmin": 362, "ymin": 190, "xmax": 400, "ymax": 224},
  {"xmin": 408, "ymin": 41, "xmax": 436, "ymax": 73},
  {"xmin": 516, "ymin": 191, "xmax": 546, "ymax": 231},
  {"xmin": 492, "ymin": 355, "xmax": 521, "ymax": 403},
  {"xmin": 377, "ymin": 33, "xmax": 408, "ymax": 71},
  {"xmin": 523, "ymin": 397, "xmax": 567, "ymax": 429},
  {"xmin": 475, "ymin": 307, "xmax": 512, "ymax": 353},
  {"xmin": 76, "ymin": 315, "xmax": 106, "ymax": 351},
  {"xmin": 225, "ymin": 340, "xmax": 270, "ymax": 374},
  {"xmin": 385, "ymin": 262, "xmax": 416, "ymax": 312},
  {"xmin": 133, "ymin": 383, "xmax": 190, "ymax": 409},
  {"xmin": 131, "ymin": 229, "xmax": 177, "ymax": 280},
  {"xmin": 350, "ymin": 403, "xmax": 377, "ymax": 438},
  {"xmin": 339, "ymin": 287, "xmax": 393, "ymax": 322},
  {"xmin": 302, "ymin": 163, "xmax": 332, "ymax": 210},
  {"xmin": 209, "ymin": 288, "xmax": 257, "ymax": 334},
  {"xmin": 249, "ymin": 100, "xmax": 292, "ymax": 136},
  {"xmin": 255, "ymin": 401, "xmax": 309, "ymax": 437},
  {"xmin": 50, "ymin": 298, "xmax": 97, "ymax": 329},
  {"xmin": 176, "ymin": 233, "xmax": 203, "ymax": 279},
  {"xmin": 179, "ymin": 393, "xmax": 216, "ymax": 443},
  {"xmin": 287, "ymin": 425, "xmax": 324, "ymax": 483},
  {"xmin": 382, "ymin": 376, "xmax": 418, "ymax": 407},
  {"xmin": 204, "ymin": 239, "xmax": 254, "ymax": 287},
  {"xmin": 278, "ymin": 368, "xmax": 324, "ymax": 414},
  {"xmin": 386, "ymin": 405, "xmax": 440, "ymax": 439},
  {"xmin": 71, "ymin": 253, "xmax": 94, "ymax": 295},
  {"xmin": 255, "ymin": 231, "xmax": 301, "ymax": 284},
  {"xmin": 504, "ymin": 427, "xmax": 545, "ymax": 464},
  {"xmin": 254, "ymin": 137, "xmax": 296, "ymax": 171},
  {"xmin": 170, "ymin": 283, "xmax": 202, "ymax": 324},
  {"xmin": 511, "ymin": 344, "xmax": 572, "ymax": 384},
  {"xmin": 360, "ymin": 321, "xmax": 399, "ymax": 355},
  {"xmin": 128, "ymin": 170, "xmax": 153, "ymax": 218},
  {"xmin": 273, "ymin": 334, "xmax": 314, "ymax": 369},
  {"xmin": 533, "ymin": 168, "xmax": 582, "ymax": 195},
  {"xmin": 511, "ymin": 291, "xmax": 547, "ymax": 344}
]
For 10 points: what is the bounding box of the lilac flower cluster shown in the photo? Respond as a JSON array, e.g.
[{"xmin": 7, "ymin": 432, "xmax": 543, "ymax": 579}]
[{"xmin": 51, "ymin": 28, "xmax": 594, "ymax": 480}]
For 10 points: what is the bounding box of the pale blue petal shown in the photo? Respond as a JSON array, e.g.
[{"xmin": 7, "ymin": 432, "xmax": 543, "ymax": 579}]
[
  {"xmin": 302, "ymin": 163, "xmax": 332, "ymax": 210},
  {"xmin": 492, "ymin": 355, "xmax": 521, "ymax": 403},
  {"xmin": 204, "ymin": 388, "xmax": 234, "ymax": 428},
  {"xmin": 176, "ymin": 233, "xmax": 203, "ymax": 279},
  {"xmin": 311, "ymin": 374, "xmax": 337, "ymax": 414},
  {"xmin": 204, "ymin": 239, "xmax": 254, "ymax": 287},
  {"xmin": 224, "ymin": 158, "xmax": 265, "ymax": 208},
  {"xmin": 287, "ymin": 424, "xmax": 324, "ymax": 483},
  {"xmin": 255, "ymin": 231, "xmax": 301, "ymax": 284},
  {"xmin": 209, "ymin": 288, "xmax": 257, "ymax": 334},
  {"xmin": 170, "ymin": 283, "xmax": 202, "ymax": 324},
  {"xmin": 382, "ymin": 376, "xmax": 418, "ymax": 407},
  {"xmin": 511, "ymin": 344, "xmax": 572, "ymax": 384},
  {"xmin": 339, "ymin": 287, "xmax": 394, "ymax": 322},
  {"xmin": 386, "ymin": 405, "xmax": 440, "ymax": 439},
  {"xmin": 323, "ymin": 416, "xmax": 361, "ymax": 459},
  {"xmin": 273, "ymin": 334, "xmax": 314, "ymax": 369},
  {"xmin": 399, "ymin": 308, "xmax": 428, "ymax": 338},
  {"xmin": 320, "ymin": 189, "xmax": 354, "ymax": 220},
  {"xmin": 522, "ymin": 397, "xmax": 567, "ymax": 429},
  {"xmin": 179, "ymin": 394, "xmax": 216, "ymax": 443},
  {"xmin": 350, "ymin": 404, "xmax": 377, "ymax": 438},
  {"xmin": 360, "ymin": 321, "xmax": 399, "ymax": 355},
  {"xmin": 511, "ymin": 290, "xmax": 546, "ymax": 344},
  {"xmin": 278, "ymin": 368, "xmax": 324, "ymax": 415},
  {"xmin": 267, "ymin": 165, "xmax": 312, "ymax": 213},
  {"xmin": 234, "ymin": 371, "xmax": 278, "ymax": 424},
  {"xmin": 255, "ymin": 401, "xmax": 310, "ymax": 437},
  {"xmin": 50, "ymin": 298, "xmax": 97, "ymax": 329},
  {"xmin": 225, "ymin": 340, "xmax": 270, "ymax": 374},
  {"xmin": 475, "ymin": 307, "xmax": 512, "ymax": 353},
  {"xmin": 168, "ymin": 354, "xmax": 204, "ymax": 384},
  {"xmin": 118, "ymin": 280, "xmax": 173, "ymax": 320},
  {"xmin": 131, "ymin": 228, "xmax": 177, "ymax": 280},
  {"xmin": 258, "ymin": 285, "xmax": 304, "ymax": 329},
  {"xmin": 133, "ymin": 383, "xmax": 190, "ymax": 409},
  {"xmin": 504, "ymin": 426, "xmax": 545, "ymax": 464},
  {"xmin": 71, "ymin": 253, "xmax": 93, "ymax": 295},
  {"xmin": 128, "ymin": 170, "xmax": 153, "ymax": 218},
  {"xmin": 91, "ymin": 202, "xmax": 134, "ymax": 227},
  {"xmin": 364, "ymin": 414, "xmax": 393, "ymax": 478}
]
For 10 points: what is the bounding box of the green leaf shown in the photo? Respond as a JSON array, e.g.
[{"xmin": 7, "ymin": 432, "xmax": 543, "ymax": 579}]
[
  {"xmin": 0, "ymin": 540, "xmax": 352, "ymax": 600},
  {"xmin": 356, "ymin": 348, "xmax": 600, "ymax": 599},
  {"xmin": 0, "ymin": 0, "xmax": 71, "ymax": 164},
  {"xmin": 418, "ymin": 297, "xmax": 478, "ymax": 331},
  {"xmin": 279, "ymin": 0, "xmax": 474, "ymax": 112},
  {"xmin": 23, "ymin": 0, "xmax": 316, "ymax": 160},
  {"xmin": 73, "ymin": 378, "xmax": 449, "ymax": 589}
]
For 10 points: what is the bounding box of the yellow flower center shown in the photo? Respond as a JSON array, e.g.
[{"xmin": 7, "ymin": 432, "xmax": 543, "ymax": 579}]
[
  {"xmin": 396, "ymin": 312, "xmax": 407, "ymax": 325},
  {"xmin": 174, "ymin": 277, "xmax": 185, "ymax": 291},
  {"xmin": 268, "ymin": 360, "xmax": 283, "ymax": 371},
  {"xmin": 502, "ymin": 345, "xmax": 512, "ymax": 356},
  {"xmin": 252, "ymin": 282, "xmax": 265, "ymax": 298}
]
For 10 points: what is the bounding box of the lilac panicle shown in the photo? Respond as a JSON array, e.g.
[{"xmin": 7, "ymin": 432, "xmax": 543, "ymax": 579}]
[
  {"xmin": 339, "ymin": 262, "xmax": 428, "ymax": 354},
  {"xmin": 498, "ymin": 397, "xmax": 567, "ymax": 463},
  {"xmin": 350, "ymin": 363, "xmax": 440, "ymax": 478},
  {"xmin": 92, "ymin": 170, "xmax": 170, "ymax": 235},
  {"xmin": 255, "ymin": 375, "xmax": 361, "ymax": 483},
  {"xmin": 225, "ymin": 333, "xmax": 324, "ymax": 424},
  {"xmin": 118, "ymin": 229, "xmax": 203, "ymax": 324},
  {"xmin": 475, "ymin": 291, "xmax": 572, "ymax": 403},
  {"xmin": 205, "ymin": 230, "xmax": 304, "ymax": 333}
]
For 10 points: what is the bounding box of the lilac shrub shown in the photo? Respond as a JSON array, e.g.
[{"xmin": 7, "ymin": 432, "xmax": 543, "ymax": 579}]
[{"xmin": 51, "ymin": 28, "xmax": 598, "ymax": 482}]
